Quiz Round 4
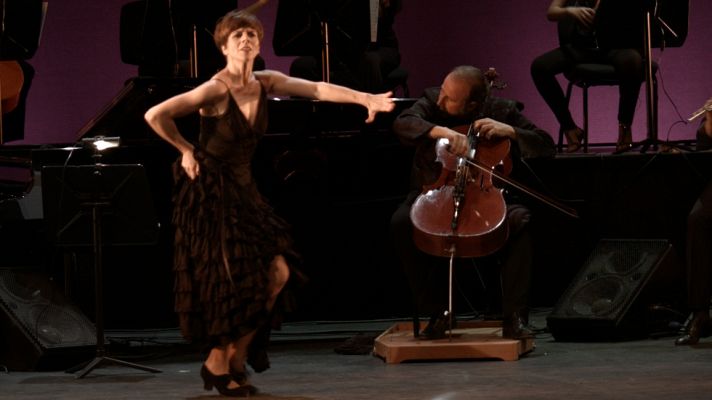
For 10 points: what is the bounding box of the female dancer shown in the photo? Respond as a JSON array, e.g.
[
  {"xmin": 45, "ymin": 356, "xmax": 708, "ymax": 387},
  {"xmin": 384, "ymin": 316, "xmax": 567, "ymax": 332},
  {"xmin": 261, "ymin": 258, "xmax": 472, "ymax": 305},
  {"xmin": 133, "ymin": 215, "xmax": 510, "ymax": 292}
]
[{"xmin": 145, "ymin": 10, "xmax": 394, "ymax": 396}]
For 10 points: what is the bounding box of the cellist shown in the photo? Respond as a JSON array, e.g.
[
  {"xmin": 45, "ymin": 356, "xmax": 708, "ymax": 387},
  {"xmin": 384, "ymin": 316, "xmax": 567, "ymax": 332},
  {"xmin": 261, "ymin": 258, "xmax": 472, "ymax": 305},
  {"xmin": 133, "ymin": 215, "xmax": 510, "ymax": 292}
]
[{"xmin": 390, "ymin": 65, "xmax": 555, "ymax": 339}]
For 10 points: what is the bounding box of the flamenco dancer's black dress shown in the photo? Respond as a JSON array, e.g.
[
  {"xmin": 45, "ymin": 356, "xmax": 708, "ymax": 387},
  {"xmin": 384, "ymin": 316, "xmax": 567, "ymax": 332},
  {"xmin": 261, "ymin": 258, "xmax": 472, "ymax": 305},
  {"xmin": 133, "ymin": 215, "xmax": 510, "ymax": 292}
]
[{"xmin": 171, "ymin": 81, "xmax": 296, "ymax": 358}]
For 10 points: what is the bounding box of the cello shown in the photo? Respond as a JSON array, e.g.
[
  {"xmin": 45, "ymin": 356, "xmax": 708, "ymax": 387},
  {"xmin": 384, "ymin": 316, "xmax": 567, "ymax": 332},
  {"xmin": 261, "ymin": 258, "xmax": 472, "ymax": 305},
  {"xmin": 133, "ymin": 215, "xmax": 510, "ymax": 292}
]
[
  {"xmin": 410, "ymin": 123, "xmax": 512, "ymax": 258},
  {"xmin": 410, "ymin": 68, "xmax": 576, "ymax": 259}
]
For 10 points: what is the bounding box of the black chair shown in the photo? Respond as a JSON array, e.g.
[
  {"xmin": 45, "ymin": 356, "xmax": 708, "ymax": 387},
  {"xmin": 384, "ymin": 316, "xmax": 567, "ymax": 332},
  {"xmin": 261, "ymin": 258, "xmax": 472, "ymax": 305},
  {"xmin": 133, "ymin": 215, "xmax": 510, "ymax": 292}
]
[
  {"xmin": 555, "ymin": 16, "xmax": 659, "ymax": 153},
  {"xmin": 558, "ymin": 62, "xmax": 658, "ymax": 153}
]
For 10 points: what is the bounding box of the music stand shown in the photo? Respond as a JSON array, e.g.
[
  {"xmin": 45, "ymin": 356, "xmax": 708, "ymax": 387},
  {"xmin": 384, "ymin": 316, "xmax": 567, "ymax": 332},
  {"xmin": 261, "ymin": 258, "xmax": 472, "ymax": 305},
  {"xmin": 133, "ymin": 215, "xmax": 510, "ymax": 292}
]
[
  {"xmin": 41, "ymin": 163, "xmax": 161, "ymax": 378},
  {"xmin": 273, "ymin": 0, "xmax": 370, "ymax": 82}
]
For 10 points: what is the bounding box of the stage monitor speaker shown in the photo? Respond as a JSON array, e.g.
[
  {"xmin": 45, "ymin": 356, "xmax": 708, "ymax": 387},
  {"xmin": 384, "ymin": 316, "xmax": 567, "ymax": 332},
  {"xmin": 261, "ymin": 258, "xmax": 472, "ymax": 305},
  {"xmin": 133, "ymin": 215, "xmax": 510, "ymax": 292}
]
[
  {"xmin": 0, "ymin": 269, "xmax": 95, "ymax": 371},
  {"xmin": 547, "ymin": 239, "xmax": 683, "ymax": 341}
]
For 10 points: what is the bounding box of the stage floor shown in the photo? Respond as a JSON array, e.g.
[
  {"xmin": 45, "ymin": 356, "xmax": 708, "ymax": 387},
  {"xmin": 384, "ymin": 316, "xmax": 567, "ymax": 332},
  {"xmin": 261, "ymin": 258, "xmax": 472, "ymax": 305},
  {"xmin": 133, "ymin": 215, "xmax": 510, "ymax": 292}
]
[{"xmin": 3, "ymin": 310, "xmax": 712, "ymax": 400}]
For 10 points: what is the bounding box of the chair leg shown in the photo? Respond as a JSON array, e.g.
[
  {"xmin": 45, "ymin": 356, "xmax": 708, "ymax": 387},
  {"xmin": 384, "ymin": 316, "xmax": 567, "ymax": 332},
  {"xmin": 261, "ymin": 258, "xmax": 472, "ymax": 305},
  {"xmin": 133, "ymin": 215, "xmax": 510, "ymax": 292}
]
[
  {"xmin": 653, "ymin": 77, "xmax": 658, "ymax": 140},
  {"xmin": 558, "ymin": 82, "xmax": 575, "ymax": 153},
  {"xmin": 582, "ymin": 85, "xmax": 589, "ymax": 153}
]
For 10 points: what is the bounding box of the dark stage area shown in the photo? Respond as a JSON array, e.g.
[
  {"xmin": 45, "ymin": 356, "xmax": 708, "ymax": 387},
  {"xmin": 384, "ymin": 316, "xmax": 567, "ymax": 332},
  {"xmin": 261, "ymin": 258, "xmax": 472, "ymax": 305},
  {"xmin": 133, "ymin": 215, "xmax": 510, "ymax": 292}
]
[
  {"xmin": 2, "ymin": 135, "xmax": 712, "ymax": 398},
  {"xmin": 1, "ymin": 143, "xmax": 711, "ymax": 327},
  {"xmin": 2, "ymin": 312, "xmax": 712, "ymax": 400},
  {"xmin": 1, "ymin": 0, "xmax": 710, "ymax": 397}
]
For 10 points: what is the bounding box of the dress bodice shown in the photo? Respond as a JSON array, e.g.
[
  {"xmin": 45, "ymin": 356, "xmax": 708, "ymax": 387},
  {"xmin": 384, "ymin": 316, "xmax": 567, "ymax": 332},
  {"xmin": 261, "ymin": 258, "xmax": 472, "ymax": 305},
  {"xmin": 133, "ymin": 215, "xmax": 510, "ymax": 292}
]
[{"xmin": 199, "ymin": 82, "xmax": 268, "ymax": 167}]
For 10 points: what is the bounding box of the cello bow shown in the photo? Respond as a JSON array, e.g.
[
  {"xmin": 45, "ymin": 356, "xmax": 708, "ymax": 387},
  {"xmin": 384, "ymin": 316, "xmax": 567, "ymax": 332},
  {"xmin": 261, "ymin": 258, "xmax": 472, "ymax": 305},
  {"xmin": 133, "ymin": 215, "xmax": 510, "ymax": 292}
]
[{"xmin": 457, "ymin": 141, "xmax": 579, "ymax": 219}]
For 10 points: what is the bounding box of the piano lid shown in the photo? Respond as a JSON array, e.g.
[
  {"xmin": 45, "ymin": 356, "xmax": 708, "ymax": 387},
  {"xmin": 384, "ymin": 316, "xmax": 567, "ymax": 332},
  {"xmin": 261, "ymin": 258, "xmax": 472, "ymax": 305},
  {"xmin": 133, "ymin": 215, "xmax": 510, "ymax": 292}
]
[{"xmin": 76, "ymin": 77, "xmax": 202, "ymax": 145}]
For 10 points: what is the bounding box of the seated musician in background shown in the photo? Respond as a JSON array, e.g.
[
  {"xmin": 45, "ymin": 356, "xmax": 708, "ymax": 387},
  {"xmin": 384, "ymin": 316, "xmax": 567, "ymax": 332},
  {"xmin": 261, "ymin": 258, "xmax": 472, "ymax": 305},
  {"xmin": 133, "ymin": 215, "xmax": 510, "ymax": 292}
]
[
  {"xmin": 390, "ymin": 65, "xmax": 556, "ymax": 339},
  {"xmin": 289, "ymin": 0, "xmax": 402, "ymax": 93},
  {"xmin": 174, "ymin": 0, "xmax": 266, "ymax": 76},
  {"xmin": 145, "ymin": 10, "xmax": 394, "ymax": 396},
  {"xmin": 530, "ymin": 0, "xmax": 645, "ymax": 153},
  {"xmin": 676, "ymin": 97, "xmax": 712, "ymax": 346},
  {"xmin": 136, "ymin": 0, "xmax": 268, "ymax": 78}
]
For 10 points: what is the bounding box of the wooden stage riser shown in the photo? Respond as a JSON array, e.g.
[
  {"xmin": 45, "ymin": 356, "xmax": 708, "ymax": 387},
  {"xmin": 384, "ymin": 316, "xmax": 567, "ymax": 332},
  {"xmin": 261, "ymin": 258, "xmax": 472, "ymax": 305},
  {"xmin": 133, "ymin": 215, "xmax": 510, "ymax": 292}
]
[{"xmin": 374, "ymin": 322, "xmax": 535, "ymax": 364}]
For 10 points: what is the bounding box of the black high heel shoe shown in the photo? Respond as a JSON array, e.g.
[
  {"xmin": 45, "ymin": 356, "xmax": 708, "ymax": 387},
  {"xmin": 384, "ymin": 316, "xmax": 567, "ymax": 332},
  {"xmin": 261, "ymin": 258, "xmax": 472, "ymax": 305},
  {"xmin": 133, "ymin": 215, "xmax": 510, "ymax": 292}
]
[
  {"xmin": 614, "ymin": 123, "xmax": 633, "ymax": 154},
  {"xmin": 200, "ymin": 365, "xmax": 251, "ymax": 397},
  {"xmin": 564, "ymin": 127, "xmax": 584, "ymax": 153},
  {"xmin": 675, "ymin": 312, "xmax": 712, "ymax": 346}
]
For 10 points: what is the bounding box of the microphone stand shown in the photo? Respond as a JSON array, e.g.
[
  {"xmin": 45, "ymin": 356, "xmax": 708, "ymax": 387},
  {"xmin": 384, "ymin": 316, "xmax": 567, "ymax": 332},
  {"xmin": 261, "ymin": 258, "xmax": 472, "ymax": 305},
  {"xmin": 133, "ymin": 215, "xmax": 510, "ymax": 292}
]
[
  {"xmin": 639, "ymin": 0, "xmax": 679, "ymax": 153},
  {"xmin": 320, "ymin": 21, "xmax": 331, "ymax": 82}
]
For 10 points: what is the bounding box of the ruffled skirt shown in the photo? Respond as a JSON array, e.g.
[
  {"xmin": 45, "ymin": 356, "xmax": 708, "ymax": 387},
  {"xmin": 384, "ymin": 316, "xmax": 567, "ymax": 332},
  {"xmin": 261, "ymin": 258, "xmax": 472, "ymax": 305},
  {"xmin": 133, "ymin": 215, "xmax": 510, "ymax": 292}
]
[{"xmin": 171, "ymin": 151, "xmax": 297, "ymax": 346}]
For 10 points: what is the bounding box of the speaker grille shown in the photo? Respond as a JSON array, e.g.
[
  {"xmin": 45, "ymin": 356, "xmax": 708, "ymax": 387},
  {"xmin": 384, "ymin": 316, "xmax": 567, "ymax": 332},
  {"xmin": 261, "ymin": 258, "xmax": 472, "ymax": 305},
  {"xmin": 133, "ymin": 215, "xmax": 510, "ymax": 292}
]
[
  {"xmin": 569, "ymin": 275, "xmax": 626, "ymax": 317},
  {"xmin": 547, "ymin": 239, "xmax": 680, "ymax": 341},
  {"xmin": 0, "ymin": 270, "xmax": 95, "ymax": 349},
  {"xmin": 557, "ymin": 240, "xmax": 669, "ymax": 319}
]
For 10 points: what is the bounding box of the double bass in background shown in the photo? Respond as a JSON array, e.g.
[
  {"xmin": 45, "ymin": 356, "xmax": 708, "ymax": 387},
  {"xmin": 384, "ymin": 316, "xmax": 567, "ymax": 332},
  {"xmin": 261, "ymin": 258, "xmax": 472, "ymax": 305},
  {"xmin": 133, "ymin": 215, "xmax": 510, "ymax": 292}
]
[
  {"xmin": 0, "ymin": 0, "xmax": 46, "ymax": 143},
  {"xmin": 0, "ymin": 60, "xmax": 24, "ymax": 143},
  {"xmin": 0, "ymin": 61, "xmax": 23, "ymax": 114}
]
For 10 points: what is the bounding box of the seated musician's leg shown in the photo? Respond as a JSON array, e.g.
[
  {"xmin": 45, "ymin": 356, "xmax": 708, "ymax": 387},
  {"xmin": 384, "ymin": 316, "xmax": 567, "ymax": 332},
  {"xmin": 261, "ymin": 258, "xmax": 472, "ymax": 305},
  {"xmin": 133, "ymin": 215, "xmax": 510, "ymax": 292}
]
[
  {"xmin": 530, "ymin": 47, "xmax": 583, "ymax": 152},
  {"xmin": 358, "ymin": 46, "xmax": 400, "ymax": 93},
  {"xmin": 358, "ymin": 50, "xmax": 384, "ymax": 93},
  {"xmin": 390, "ymin": 192, "xmax": 448, "ymax": 338},
  {"xmin": 500, "ymin": 204, "xmax": 534, "ymax": 339},
  {"xmin": 608, "ymin": 48, "xmax": 644, "ymax": 153}
]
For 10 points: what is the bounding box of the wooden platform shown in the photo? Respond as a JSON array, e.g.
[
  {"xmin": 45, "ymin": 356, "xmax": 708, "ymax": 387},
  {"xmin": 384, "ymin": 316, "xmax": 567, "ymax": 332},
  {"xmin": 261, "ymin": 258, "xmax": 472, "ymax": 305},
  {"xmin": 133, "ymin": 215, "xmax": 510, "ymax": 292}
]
[{"xmin": 373, "ymin": 320, "xmax": 535, "ymax": 364}]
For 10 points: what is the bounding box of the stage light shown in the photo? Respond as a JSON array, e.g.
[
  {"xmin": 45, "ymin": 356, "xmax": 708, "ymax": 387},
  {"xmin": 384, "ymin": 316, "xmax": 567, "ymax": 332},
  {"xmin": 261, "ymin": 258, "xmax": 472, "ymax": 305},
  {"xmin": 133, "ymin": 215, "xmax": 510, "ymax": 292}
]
[{"xmin": 81, "ymin": 136, "xmax": 121, "ymax": 151}]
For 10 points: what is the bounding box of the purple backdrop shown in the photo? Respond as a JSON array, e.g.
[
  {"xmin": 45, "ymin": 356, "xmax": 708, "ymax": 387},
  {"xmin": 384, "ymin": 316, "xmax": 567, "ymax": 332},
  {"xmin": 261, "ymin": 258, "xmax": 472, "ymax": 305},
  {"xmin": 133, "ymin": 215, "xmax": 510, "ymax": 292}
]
[{"xmin": 15, "ymin": 1, "xmax": 712, "ymax": 146}]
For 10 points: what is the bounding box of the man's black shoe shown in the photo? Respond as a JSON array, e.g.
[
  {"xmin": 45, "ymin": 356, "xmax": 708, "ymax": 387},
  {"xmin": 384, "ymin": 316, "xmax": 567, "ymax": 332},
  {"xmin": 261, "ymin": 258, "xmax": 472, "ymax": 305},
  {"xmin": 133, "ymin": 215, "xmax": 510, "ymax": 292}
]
[
  {"xmin": 502, "ymin": 312, "xmax": 533, "ymax": 340},
  {"xmin": 421, "ymin": 311, "xmax": 455, "ymax": 340}
]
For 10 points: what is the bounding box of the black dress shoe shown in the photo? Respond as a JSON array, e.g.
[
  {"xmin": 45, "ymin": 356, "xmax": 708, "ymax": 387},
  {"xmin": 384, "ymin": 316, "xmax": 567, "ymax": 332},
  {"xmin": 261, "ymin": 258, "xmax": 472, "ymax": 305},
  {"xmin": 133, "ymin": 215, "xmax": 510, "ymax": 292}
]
[
  {"xmin": 421, "ymin": 310, "xmax": 455, "ymax": 340},
  {"xmin": 502, "ymin": 312, "xmax": 533, "ymax": 340},
  {"xmin": 229, "ymin": 368, "xmax": 259, "ymax": 395},
  {"xmin": 675, "ymin": 312, "xmax": 711, "ymax": 346}
]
